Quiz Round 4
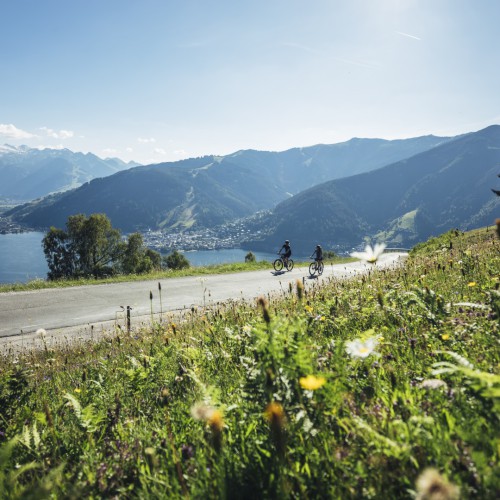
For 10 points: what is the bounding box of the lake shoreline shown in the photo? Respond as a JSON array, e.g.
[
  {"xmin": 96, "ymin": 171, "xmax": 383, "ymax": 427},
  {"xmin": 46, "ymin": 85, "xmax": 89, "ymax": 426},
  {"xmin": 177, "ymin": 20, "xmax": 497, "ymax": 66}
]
[{"xmin": 0, "ymin": 232, "xmax": 291, "ymax": 285}]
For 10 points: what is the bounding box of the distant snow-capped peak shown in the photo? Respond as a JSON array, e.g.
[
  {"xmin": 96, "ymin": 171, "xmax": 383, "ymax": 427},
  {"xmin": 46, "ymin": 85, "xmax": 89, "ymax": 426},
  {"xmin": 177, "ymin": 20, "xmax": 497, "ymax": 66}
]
[{"xmin": 0, "ymin": 144, "xmax": 31, "ymax": 154}]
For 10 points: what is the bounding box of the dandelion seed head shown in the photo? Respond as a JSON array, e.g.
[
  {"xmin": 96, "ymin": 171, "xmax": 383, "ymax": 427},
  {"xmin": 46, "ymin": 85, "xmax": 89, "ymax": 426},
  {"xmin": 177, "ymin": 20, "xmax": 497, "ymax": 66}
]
[
  {"xmin": 190, "ymin": 402, "xmax": 215, "ymax": 421},
  {"xmin": 415, "ymin": 467, "xmax": 459, "ymax": 500}
]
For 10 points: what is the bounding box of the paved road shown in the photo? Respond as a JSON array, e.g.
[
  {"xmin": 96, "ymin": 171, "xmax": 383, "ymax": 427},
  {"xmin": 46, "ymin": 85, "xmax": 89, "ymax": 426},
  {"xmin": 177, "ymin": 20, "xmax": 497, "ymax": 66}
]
[{"xmin": 0, "ymin": 253, "xmax": 406, "ymax": 350}]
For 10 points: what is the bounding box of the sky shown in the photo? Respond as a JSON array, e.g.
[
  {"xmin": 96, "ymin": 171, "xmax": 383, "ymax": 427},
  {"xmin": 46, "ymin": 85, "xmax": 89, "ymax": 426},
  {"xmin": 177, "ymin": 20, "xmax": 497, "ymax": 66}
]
[{"xmin": 1, "ymin": 0, "xmax": 500, "ymax": 165}]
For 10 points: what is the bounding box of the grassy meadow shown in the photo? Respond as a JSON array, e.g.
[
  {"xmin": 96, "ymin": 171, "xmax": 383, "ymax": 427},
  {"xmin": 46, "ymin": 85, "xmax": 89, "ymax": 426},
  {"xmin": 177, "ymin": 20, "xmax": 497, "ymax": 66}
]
[{"xmin": 0, "ymin": 227, "xmax": 499, "ymax": 498}]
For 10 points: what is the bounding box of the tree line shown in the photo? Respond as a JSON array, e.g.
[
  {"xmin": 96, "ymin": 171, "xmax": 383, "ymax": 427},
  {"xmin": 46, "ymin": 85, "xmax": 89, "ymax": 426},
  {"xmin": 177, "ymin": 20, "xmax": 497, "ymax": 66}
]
[{"xmin": 42, "ymin": 213, "xmax": 189, "ymax": 280}]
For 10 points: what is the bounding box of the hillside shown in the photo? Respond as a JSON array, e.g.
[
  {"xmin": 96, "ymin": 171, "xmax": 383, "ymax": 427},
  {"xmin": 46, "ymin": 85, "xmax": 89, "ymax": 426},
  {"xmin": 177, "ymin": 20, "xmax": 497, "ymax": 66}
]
[
  {"xmin": 246, "ymin": 125, "xmax": 500, "ymax": 253},
  {"xmin": 5, "ymin": 135, "xmax": 449, "ymax": 232},
  {"xmin": 0, "ymin": 145, "xmax": 140, "ymax": 202},
  {"xmin": 0, "ymin": 227, "xmax": 498, "ymax": 497}
]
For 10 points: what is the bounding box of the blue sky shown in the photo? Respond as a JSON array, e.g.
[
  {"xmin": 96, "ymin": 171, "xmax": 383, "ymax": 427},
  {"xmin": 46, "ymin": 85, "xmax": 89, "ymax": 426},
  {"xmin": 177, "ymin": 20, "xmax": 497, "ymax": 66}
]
[{"xmin": 1, "ymin": 0, "xmax": 499, "ymax": 164}]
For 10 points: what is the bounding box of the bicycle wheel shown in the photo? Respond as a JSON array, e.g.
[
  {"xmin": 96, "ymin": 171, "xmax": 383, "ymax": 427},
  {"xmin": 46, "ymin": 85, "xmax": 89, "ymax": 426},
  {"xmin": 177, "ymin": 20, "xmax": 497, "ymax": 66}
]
[
  {"xmin": 286, "ymin": 259, "xmax": 294, "ymax": 271},
  {"xmin": 318, "ymin": 261, "xmax": 324, "ymax": 275},
  {"xmin": 309, "ymin": 262, "xmax": 316, "ymax": 275},
  {"xmin": 273, "ymin": 258, "xmax": 284, "ymax": 271}
]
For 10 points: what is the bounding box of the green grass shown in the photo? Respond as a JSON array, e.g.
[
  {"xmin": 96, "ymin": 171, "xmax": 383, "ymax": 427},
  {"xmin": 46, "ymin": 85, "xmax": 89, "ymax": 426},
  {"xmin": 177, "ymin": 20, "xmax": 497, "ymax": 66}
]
[
  {"xmin": 0, "ymin": 228, "xmax": 499, "ymax": 498},
  {"xmin": 0, "ymin": 256, "xmax": 353, "ymax": 293}
]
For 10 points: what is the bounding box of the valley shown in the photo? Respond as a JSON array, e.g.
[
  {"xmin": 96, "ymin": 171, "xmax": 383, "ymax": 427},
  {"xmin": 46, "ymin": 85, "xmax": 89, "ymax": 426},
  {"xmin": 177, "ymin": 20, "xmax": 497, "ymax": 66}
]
[{"xmin": 2, "ymin": 125, "xmax": 499, "ymax": 256}]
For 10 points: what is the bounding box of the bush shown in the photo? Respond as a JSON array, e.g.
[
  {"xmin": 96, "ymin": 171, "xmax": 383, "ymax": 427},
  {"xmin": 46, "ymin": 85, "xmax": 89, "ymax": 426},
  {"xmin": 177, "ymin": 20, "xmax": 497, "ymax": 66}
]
[{"xmin": 245, "ymin": 251, "xmax": 256, "ymax": 263}]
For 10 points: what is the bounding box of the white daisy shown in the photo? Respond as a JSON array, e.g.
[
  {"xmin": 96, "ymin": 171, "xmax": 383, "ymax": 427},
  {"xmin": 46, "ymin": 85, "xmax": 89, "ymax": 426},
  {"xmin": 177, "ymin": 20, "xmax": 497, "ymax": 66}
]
[
  {"xmin": 350, "ymin": 243, "xmax": 387, "ymax": 264},
  {"xmin": 345, "ymin": 337, "xmax": 378, "ymax": 358}
]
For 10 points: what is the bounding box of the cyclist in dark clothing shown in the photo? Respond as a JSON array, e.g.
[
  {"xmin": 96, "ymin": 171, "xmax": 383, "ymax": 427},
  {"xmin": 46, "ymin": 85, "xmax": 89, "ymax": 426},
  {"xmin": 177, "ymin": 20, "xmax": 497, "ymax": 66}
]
[
  {"xmin": 311, "ymin": 244, "xmax": 323, "ymax": 263},
  {"xmin": 279, "ymin": 240, "xmax": 292, "ymax": 266}
]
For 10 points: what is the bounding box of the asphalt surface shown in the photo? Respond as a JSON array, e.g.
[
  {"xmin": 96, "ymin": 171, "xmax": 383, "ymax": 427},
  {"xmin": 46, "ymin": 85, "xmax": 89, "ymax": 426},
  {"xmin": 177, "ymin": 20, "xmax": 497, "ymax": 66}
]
[{"xmin": 0, "ymin": 253, "xmax": 407, "ymax": 352}]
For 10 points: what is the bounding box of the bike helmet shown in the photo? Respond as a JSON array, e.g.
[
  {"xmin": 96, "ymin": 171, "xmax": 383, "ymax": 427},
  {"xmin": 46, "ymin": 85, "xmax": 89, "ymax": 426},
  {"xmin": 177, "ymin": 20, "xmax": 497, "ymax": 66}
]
[
  {"xmin": 316, "ymin": 244, "xmax": 321, "ymax": 249},
  {"xmin": 285, "ymin": 240, "xmax": 289, "ymax": 244}
]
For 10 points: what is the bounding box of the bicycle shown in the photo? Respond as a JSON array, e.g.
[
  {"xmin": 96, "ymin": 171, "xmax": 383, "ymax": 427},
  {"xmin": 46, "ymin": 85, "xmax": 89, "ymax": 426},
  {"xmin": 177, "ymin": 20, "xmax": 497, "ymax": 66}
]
[
  {"xmin": 309, "ymin": 258, "xmax": 324, "ymax": 276},
  {"xmin": 273, "ymin": 253, "xmax": 294, "ymax": 272}
]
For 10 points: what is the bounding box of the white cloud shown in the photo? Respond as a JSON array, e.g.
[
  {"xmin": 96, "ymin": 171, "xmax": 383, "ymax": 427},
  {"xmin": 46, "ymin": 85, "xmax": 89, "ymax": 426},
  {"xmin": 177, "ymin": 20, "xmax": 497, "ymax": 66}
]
[
  {"xmin": 154, "ymin": 148, "xmax": 167, "ymax": 155},
  {"xmin": 126, "ymin": 147, "xmax": 134, "ymax": 153},
  {"xmin": 59, "ymin": 129, "xmax": 74, "ymax": 139},
  {"xmin": 174, "ymin": 149, "xmax": 187, "ymax": 156},
  {"xmin": 0, "ymin": 123, "xmax": 35, "ymax": 139},
  {"xmin": 102, "ymin": 148, "xmax": 118, "ymax": 156},
  {"xmin": 138, "ymin": 137, "xmax": 156, "ymax": 143},
  {"xmin": 40, "ymin": 127, "xmax": 74, "ymax": 139}
]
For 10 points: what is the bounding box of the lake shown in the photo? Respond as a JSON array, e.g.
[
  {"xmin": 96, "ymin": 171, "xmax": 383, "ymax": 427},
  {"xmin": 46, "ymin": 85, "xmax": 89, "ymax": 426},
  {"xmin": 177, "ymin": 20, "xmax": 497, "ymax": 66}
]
[{"xmin": 0, "ymin": 232, "xmax": 283, "ymax": 284}]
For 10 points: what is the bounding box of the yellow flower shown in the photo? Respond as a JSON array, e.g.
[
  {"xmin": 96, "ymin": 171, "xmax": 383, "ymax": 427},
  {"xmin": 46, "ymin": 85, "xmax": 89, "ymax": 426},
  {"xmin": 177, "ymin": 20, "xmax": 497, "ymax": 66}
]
[
  {"xmin": 264, "ymin": 402, "xmax": 285, "ymax": 425},
  {"xmin": 299, "ymin": 374, "xmax": 326, "ymax": 390},
  {"xmin": 304, "ymin": 305, "xmax": 313, "ymax": 313},
  {"xmin": 441, "ymin": 334, "xmax": 450, "ymax": 341},
  {"xmin": 74, "ymin": 388, "xmax": 81, "ymax": 393},
  {"xmin": 208, "ymin": 410, "xmax": 224, "ymax": 433},
  {"xmin": 264, "ymin": 402, "xmax": 286, "ymax": 457},
  {"xmin": 467, "ymin": 282, "xmax": 476, "ymax": 287}
]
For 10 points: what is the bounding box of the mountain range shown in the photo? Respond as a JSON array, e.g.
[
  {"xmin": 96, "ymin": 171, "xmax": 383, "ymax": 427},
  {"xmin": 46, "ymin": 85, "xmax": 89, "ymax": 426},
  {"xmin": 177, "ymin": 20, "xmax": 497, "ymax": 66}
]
[
  {"xmin": 0, "ymin": 145, "xmax": 140, "ymax": 202},
  {"xmin": 5, "ymin": 134, "xmax": 450, "ymax": 232},
  {"xmin": 5, "ymin": 126, "xmax": 500, "ymax": 252},
  {"xmin": 243, "ymin": 125, "xmax": 500, "ymax": 252}
]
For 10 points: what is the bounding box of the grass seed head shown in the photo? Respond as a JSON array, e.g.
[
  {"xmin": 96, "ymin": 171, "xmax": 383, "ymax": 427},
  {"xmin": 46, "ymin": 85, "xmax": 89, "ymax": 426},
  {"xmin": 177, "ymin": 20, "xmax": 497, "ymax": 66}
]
[
  {"xmin": 415, "ymin": 468, "xmax": 459, "ymax": 500},
  {"xmin": 258, "ymin": 296, "xmax": 271, "ymax": 324},
  {"xmin": 296, "ymin": 279, "xmax": 304, "ymax": 300}
]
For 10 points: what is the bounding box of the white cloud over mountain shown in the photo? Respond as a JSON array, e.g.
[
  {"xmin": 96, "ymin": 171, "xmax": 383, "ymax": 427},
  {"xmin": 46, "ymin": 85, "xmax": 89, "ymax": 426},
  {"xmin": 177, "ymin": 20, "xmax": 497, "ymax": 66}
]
[
  {"xmin": 0, "ymin": 123, "xmax": 34, "ymax": 139},
  {"xmin": 40, "ymin": 127, "xmax": 74, "ymax": 139}
]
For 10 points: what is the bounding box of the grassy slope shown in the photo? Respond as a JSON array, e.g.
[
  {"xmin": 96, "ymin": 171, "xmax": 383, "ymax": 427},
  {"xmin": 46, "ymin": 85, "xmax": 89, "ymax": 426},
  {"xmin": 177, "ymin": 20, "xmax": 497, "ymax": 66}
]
[
  {"xmin": 0, "ymin": 256, "xmax": 354, "ymax": 293},
  {"xmin": 0, "ymin": 227, "xmax": 499, "ymax": 498}
]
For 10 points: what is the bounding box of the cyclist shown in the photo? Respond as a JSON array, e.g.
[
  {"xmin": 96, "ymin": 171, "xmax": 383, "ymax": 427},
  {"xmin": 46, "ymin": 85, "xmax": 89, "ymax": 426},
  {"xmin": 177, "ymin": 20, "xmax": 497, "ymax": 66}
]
[
  {"xmin": 278, "ymin": 240, "xmax": 292, "ymax": 267},
  {"xmin": 310, "ymin": 244, "xmax": 323, "ymax": 264}
]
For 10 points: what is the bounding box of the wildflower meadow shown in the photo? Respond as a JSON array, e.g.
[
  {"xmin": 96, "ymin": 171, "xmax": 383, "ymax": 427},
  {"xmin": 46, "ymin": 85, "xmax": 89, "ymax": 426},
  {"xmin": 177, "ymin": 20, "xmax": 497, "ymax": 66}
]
[{"xmin": 0, "ymin": 227, "xmax": 499, "ymax": 498}]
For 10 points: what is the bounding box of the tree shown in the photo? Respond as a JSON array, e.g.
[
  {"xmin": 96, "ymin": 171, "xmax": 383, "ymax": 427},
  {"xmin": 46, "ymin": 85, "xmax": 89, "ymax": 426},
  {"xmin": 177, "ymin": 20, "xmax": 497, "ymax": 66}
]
[
  {"xmin": 163, "ymin": 250, "xmax": 190, "ymax": 270},
  {"xmin": 42, "ymin": 227, "xmax": 75, "ymax": 280},
  {"xmin": 65, "ymin": 213, "xmax": 122, "ymax": 277},
  {"xmin": 42, "ymin": 213, "xmax": 161, "ymax": 280},
  {"xmin": 121, "ymin": 233, "xmax": 161, "ymax": 274}
]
